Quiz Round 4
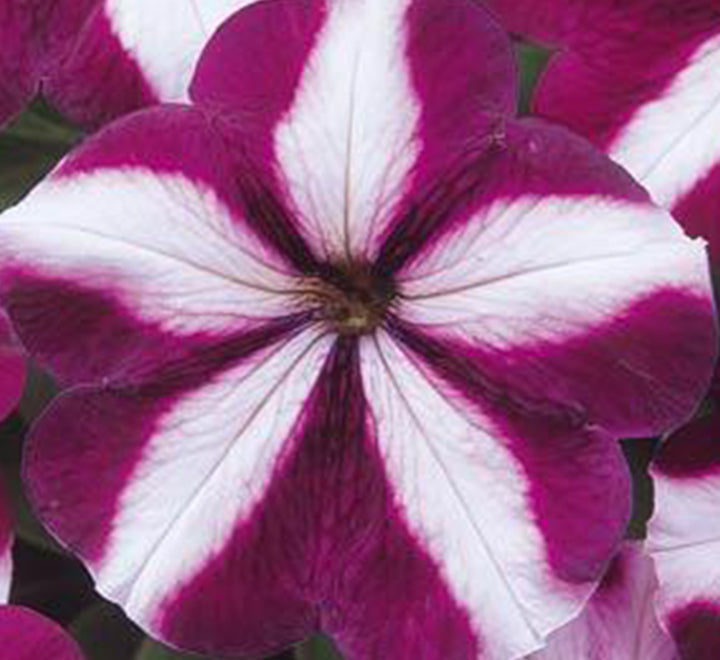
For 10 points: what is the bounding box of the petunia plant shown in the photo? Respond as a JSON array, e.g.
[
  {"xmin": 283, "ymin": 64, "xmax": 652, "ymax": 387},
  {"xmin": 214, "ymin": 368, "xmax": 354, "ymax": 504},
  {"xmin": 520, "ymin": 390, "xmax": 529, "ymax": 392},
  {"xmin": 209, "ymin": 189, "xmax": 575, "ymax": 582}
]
[{"xmin": 0, "ymin": 0, "xmax": 716, "ymax": 658}]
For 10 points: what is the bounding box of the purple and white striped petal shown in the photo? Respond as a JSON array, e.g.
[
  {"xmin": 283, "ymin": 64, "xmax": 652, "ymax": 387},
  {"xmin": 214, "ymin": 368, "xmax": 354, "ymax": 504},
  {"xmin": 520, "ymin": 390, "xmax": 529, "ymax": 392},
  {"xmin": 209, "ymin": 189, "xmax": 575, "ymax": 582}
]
[
  {"xmin": 0, "ymin": 107, "xmax": 336, "ymax": 654},
  {"xmin": 648, "ymin": 406, "xmax": 720, "ymax": 657},
  {"xmin": 191, "ymin": 0, "xmax": 516, "ymax": 261},
  {"xmin": 46, "ymin": 0, "xmax": 255, "ymax": 128},
  {"xmin": 0, "ymin": 106, "xmax": 307, "ymax": 386},
  {"xmin": 484, "ymin": 0, "xmax": 720, "ymax": 263},
  {"xmin": 394, "ymin": 119, "xmax": 716, "ymax": 438},
  {"xmin": 0, "ymin": 606, "xmax": 84, "ymax": 659},
  {"xmin": 359, "ymin": 330, "xmax": 629, "ymax": 659},
  {"xmin": 527, "ymin": 543, "xmax": 677, "ymax": 659},
  {"xmin": 153, "ymin": 338, "xmax": 491, "ymax": 658}
]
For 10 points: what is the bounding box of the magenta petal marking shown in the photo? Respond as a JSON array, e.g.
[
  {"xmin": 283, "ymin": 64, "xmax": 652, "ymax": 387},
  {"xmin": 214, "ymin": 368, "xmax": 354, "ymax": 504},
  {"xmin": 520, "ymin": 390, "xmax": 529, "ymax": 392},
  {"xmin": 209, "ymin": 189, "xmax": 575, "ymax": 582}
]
[
  {"xmin": 653, "ymin": 411, "xmax": 720, "ymax": 479},
  {"xmin": 393, "ymin": 0, "xmax": 516, "ymax": 194},
  {"xmin": 157, "ymin": 338, "xmax": 480, "ymax": 659},
  {"xmin": 673, "ymin": 161, "xmax": 720, "ymax": 267},
  {"xmin": 669, "ymin": 602, "xmax": 720, "ymax": 660},
  {"xmin": 190, "ymin": 0, "xmax": 325, "ymax": 134},
  {"xmin": 190, "ymin": 0, "xmax": 330, "ymax": 271},
  {"xmin": 0, "ymin": 606, "xmax": 84, "ymax": 659},
  {"xmin": 386, "ymin": 320, "xmax": 630, "ymax": 584},
  {"xmin": 482, "ymin": 289, "xmax": 717, "ymax": 439}
]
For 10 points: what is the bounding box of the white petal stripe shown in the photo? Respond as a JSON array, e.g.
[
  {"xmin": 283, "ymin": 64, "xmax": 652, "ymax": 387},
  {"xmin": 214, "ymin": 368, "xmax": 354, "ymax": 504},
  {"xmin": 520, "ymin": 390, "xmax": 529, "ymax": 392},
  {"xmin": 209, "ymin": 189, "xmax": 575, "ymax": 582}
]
[
  {"xmin": 94, "ymin": 327, "xmax": 334, "ymax": 625},
  {"xmin": 275, "ymin": 0, "xmax": 420, "ymax": 260},
  {"xmin": 360, "ymin": 331, "xmax": 588, "ymax": 660},
  {"xmin": 609, "ymin": 33, "xmax": 720, "ymax": 208},
  {"xmin": 0, "ymin": 543, "xmax": 11, "ymax": 603},
  {"xmin": 399, "ymin": 196, "xmax": 709, "ymax": 348},
  {"xmin": 648, "ymin": 471, "xmax": 720, "ymax": 620},
  {"xmin": 105, "ymin": 0, "xmax": 254, "ymax": 102},
  {"xmin": 0, "ymin": 170, "xmax": 296, "ymax": 335}
]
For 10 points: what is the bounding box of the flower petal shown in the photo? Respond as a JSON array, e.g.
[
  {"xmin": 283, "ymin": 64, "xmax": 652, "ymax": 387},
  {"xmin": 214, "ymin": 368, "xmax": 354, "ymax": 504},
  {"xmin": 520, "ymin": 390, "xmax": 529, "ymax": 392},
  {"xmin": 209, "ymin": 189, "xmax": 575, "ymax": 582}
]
[
  {"xmin": 46, "ymin": 0, "xmax": 255, "ymax": 128},
  {"xmin": 394, "ymin": 119, "xmax": 716, "ymax": 437},
  {"xmin": 358, "ymin": 328, "xmax": 630, "ymax": 659},
  {"xmin": 486, "ymin": 0, "xmax": 720, "ymax": 263},
  {"xmin": 191, "ymin": 0, "xmax": 516, "ymax": 260},
  {"xmin": 0, "ymin": 1, "xmax": 37, "ymax": 127},
  {"xmin": 648, "ymin": 408, "xmax": 720, "ymax": 657},
  {"xmin": 26, "ymin": 324, "xmax": 333, "ymax": 640},
  {"xmin": 156, "ymin": 338, "xmax": 484, "ymax": 658},
  {"xmin": 482, "ymin": 0, "xmax": 585, "ymax": 45},
  {"xmin": 0, "ymin": 312, "xmax": 25, "ymax": 422},
  {"xmin": 0, "ymin": 106, "xmax": 310, "ymax": 386},
  {"xmin": 528, "ymin": 543, "xmax": 677, "ymax": 660},
  {"xmin": 0, "ymin": 607, "xmax": 84, "ymax": 659}
]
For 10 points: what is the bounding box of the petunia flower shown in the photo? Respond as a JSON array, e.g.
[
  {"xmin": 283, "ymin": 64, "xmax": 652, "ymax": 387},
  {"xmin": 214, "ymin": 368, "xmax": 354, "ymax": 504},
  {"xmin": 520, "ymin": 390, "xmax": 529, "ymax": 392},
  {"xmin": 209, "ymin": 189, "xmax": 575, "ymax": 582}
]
[
  {"xmin": 482, "ymin": 0, "xmax": 720, "ymax": 265},
  {"xmin": 0, "ymin": 1, "xmax": 715, "ymax": 658},
  {"xmin": 526, "ymin": 542, "xmax": 677, "ymax": 660},
  {"xmin": 0, "ymin": 0, "xmax": 256, "ymax": 130},
  {"xmin": 0, "ymin": 476, "xmax": 84, "ymax": 659},
  {"xmin": 648, "ymin": 376, "xmax": 720, "ymax": 658}
]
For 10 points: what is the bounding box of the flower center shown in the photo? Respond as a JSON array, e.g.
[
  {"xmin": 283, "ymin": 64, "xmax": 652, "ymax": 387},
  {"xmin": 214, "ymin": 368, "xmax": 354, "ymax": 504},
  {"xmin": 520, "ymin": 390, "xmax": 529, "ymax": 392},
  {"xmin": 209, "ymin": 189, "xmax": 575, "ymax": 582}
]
[{"xmin": 305, "ymin": 261, "xmax": 396, "ymax": 336}]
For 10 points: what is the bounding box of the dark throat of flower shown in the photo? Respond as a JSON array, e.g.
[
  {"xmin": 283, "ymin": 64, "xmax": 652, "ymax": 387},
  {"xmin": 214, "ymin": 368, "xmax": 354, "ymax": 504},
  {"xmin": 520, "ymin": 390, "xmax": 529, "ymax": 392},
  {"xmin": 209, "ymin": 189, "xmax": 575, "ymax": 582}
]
[{"xmin": 302, "ymin": 260, "xmax": 397, "ymax": 337}]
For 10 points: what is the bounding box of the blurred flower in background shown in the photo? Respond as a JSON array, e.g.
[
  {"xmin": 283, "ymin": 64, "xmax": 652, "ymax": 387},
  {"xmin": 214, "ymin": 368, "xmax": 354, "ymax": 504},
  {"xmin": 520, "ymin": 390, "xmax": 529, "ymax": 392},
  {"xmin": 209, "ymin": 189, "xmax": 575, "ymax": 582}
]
[{"xmin": 1, "ymin": 0, "xmax": 257, "ymax": 131}]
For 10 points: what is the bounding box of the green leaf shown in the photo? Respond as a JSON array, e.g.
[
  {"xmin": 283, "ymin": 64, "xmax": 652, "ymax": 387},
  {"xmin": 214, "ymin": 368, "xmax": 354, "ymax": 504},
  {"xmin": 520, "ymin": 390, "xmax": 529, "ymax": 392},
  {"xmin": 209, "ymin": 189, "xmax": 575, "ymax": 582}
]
[
  {"xmin": 70, "ymin": 601, "xmax": 144, "ymax": 660},
  {"xmin": 0, "ymin": 97, "xmax": 83, "ymax": 212},
  {"xmin": 295, "ymin": 636, "xmax": 343, "ymax": 660},
  {"xmin": 135, "ymin": 639, "xmax": 216, "ymax": 660},
  {"xmin": 515, "ymin": 41, "xmax": 553, "ymax": 115}
]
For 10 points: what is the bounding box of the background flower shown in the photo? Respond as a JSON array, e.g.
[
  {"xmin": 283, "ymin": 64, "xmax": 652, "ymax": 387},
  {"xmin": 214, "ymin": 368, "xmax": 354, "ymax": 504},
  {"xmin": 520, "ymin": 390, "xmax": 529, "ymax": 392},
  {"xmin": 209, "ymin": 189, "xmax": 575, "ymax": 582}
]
[
  {"xmin": 0, "ymin": 472, "xmax": 85, "ymax": 659},
  {"xmin": 526, "ymin": 542, "xmax": 678, "ymax": 659},
  {"xmin": 483, "ymin": 0, "xmax": 720, "ymax": 264},
  {"xmin": 0, "ymin": 0, "xmax": 257, "ymax": 131},
  {"xmin": 648, "ymin": 376, "xmax": 720, "ymax": 658}
]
